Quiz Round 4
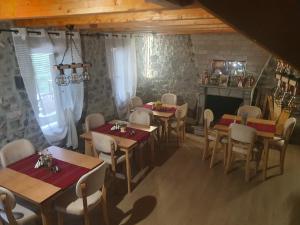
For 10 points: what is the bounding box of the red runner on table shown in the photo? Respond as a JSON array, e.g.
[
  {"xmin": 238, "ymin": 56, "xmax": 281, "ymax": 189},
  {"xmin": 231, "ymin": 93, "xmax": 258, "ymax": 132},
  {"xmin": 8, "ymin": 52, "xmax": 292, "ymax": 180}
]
[
  {"xmin": 143, "ymin": 104, "xmax": 176, "ymax": 113},
  {"xmin": 217, "ymin": 118, "xmax": 276, "ymax": 133},
  {"xmin": 92, "ymin": 123, "xmax": 150, "ymax": 143},
  {"xmin": 8, "ymin": 154, "xmax": 90, "ymax": 189}
]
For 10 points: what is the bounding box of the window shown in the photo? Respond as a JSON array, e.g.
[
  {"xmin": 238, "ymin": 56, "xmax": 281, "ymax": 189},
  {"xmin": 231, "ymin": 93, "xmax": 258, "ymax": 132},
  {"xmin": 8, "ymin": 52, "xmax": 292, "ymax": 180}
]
[{"xmin": 31, "ymin": 53, "xmax": 58, "ymax": 129}]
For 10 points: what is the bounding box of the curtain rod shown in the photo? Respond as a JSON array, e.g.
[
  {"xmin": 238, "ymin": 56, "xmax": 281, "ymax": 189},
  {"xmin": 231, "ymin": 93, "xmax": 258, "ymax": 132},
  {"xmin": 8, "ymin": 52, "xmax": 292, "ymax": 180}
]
[
  {"xmin": 0, "ymin": 29, "xmax": 146, "ymax": 37},
  {"xmin": 0, "ymin": 29, "xmax": 74, "ymax": 36}
]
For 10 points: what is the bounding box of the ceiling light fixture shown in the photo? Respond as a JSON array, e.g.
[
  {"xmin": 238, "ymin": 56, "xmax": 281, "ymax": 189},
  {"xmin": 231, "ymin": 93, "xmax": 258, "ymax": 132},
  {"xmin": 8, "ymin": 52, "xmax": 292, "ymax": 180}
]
[{"xmin": 54, "ymin": 25, "xmax": 91, "ymax": 86}]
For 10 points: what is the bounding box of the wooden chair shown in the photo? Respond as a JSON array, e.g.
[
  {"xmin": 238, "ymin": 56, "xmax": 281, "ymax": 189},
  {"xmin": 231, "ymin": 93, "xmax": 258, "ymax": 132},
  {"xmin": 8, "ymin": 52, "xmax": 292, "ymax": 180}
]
[
  {"xmin": 169, "ymin": 103, "xmax": 188, "ymax": 145},
  {"xmin": 202, "ymin": 109, "xmax": 218, "ymax": 161},
  {"xmin": 85, "ymin": 113, "xmax": 105, "ymax": 132},
  {"xmin": 0, "ymin": 187, "xmax": 39, "ymax": 225},
  {"xmin": 128, "ymin": 109, "xmax": 153, "ymax": 168},
  {"xmin": 161, "ymin": 93, "xmax": 177, "ymax": 105},
  {"xmin": 237, "ymin": 105, "xmax": 262, "ymax": 119},
  {"xmin": 268, "ymin": 117, "xmax": 296, "ymax": 174},
  {"xmin": 226, "ymin": 123, "xmax": 258, "ymax": 182},
  {"xmin": 128, "ymin": 110, "xmax": 151, "ymax": 126},
  {"xmin": 0, "ymin": 139, "xmax": 35, "ymax": 167},
  {"xmin": 91, "ymin": 132, "xmax": 126, "ymax": 175},
  {"xmin": 130, "ymin": 96, "xmax": 143, "ymax": 110},
  {"xmin": 201, "ymin": 109, "xmax": 227, "ymax": 167},
  {"xmin": 55, "ymin": 163, "xmax": 109, "ymax": 225}
]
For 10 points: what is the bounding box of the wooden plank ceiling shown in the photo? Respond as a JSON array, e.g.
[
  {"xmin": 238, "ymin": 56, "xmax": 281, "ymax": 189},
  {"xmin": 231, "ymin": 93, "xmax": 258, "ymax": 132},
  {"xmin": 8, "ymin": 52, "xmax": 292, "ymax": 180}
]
[{"xmin": 0, "ymin": 0, "xmax": 234, "ymax": 34}]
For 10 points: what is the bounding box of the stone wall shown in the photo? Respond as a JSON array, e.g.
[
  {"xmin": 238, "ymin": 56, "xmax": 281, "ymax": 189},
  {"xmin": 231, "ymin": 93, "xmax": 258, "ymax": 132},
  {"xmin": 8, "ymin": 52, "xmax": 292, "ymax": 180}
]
[
  {"xmin": 135, "ymin": 33, "xmax": 271, "ymax": 117},
  {"xmin": 81, "ymin": 34, "xmax": 115, "ymax": 121},
  {"xmin": 136, "ymin": 35, "xmax": 199, "ymax": 109},
  {"xmin": 0, "ymin": 23, "xmax": 48, "ymax": 151},
  {"xmin": 191, "ymin": 33, "xmax": 270, "ymax": 75},
  {"xmin": 0, "ymin": 30, "xmax": 277, "ymax": 153}
]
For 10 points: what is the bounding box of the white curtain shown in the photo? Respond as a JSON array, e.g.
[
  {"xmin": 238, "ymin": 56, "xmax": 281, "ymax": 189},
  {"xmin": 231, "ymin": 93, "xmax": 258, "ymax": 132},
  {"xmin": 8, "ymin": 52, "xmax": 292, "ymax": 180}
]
[
  {"xmin": 12, "ymin": 28, "xmax": 83, "ymax": 148},
  {"xmin": 105, "ymin": 34, "xmax": 137, "ymax": 119}
]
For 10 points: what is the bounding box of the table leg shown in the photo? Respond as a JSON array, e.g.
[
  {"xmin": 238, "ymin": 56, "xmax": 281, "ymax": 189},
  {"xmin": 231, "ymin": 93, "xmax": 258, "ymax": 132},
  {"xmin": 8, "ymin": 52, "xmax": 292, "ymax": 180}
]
[
  {"xmin": 210, "ymin": 132, "xmax": 220, "ymax": 168},
  {"xmin": 150, "ymin": 134, "xmax": 155, "ymax": 165},
  {"xmin": 263, "ymin": 138, "xmax": 270, "ymax": 180},
  {"xmin": 40, "ymin": 202, "xmax": 53, "ymax": 225},
  {"xmin": 164, "ymin": 119, "xmax": 169, "ymax": 143},
  {"xmin": 125, "ymin": 150, "xmax": 132, "ymax": 193}
]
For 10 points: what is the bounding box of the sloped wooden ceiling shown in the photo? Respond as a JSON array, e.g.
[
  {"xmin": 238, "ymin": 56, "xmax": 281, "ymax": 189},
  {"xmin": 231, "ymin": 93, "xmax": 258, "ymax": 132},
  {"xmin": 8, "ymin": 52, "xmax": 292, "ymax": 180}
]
[
  {"xmin": 195, "ymin": 0, "xmax": 300, "ymax": 70},
  {"xmin": 0, "ymin": 0, "xmax": 234, "ymax": 34}
]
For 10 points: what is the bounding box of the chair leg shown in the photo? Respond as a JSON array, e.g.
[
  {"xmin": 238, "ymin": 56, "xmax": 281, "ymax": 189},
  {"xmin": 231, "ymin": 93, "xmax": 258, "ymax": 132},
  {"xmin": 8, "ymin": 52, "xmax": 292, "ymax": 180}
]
[
  {"xmin": 57, "ymin": 212, "xmax": 64, "ymax": 225},
  {"xmin": 225, "ymin": 149, "xmax": 232, "ymax": 174},
  {"xmin": 245, "ymin": 156, "xmax": 251, "ymax": 182},
  {"xmin": 210, "ymin": 141, "xmax": 218, "ymax": 168},
  {"xmin": 223, "ymin": 144, "xmax": 228, "ymax": 167},
  {"xmin": 101, "ymin": 186, "xmax": 110, "ymax": 225},
  {"xmin": 280, "ymin": 149, "xmax": 286, "ymax": 175},
  {"xmin": 176, "ymin": 128, "xmax": 180, "ymax": 146},
  {"xmin": 202, "ymin": 140, "xmax": 209, "ymax": 161},
  {"xmin": 84, "ymin": 212, "xmax": 90, "ymax": 225}
]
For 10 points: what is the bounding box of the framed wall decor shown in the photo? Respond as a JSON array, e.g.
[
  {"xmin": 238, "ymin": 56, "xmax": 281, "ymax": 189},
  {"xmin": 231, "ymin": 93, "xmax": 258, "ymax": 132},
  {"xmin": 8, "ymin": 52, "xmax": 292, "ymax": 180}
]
[{"xmin": 211, "ymin": 60, "xmax": 227, "ymax": 75}]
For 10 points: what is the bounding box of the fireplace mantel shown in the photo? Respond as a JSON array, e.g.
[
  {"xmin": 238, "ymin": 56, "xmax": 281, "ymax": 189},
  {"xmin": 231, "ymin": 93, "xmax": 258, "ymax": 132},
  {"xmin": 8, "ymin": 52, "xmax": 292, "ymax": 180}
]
[{"xmin": 199, "ymin": 84, "xmax": 255, "ymax": 104}]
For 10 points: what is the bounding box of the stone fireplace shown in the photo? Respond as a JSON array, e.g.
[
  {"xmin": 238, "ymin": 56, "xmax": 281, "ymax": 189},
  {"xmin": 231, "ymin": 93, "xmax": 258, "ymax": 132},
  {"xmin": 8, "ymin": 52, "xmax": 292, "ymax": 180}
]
[{"xmin": 197, "ymin": 84, "xmax": 255, "ymax": 126}]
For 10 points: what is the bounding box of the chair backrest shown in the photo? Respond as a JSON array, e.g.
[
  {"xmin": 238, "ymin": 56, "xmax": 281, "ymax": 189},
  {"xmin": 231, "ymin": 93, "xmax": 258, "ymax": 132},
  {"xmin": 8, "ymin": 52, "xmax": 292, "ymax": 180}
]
[
  {"xmin": 91, "ymin": 132, "xmax": 117, "ymax": 155},
  {"xmin": 128, "ymin": 110, "xmax": 151, "ymax": 126},
  {"xmin": 282, "ymin": 117, "xmax": 296, "ymax": 141},
  {"xmin": 175, "ymin": 103, "xmax": 188, "ymax": 120},
  {"xmin": 76, "ymin": 163, "xmax": 108, "ymax": 198},
  {"xmin": 161, "ymin": 93, "xmax": 177, "ymax": 105},
  {"xmin": 0, "ymin": 139, "xmax": 35, "ymax": 167},
  {"xmin": 204, "ymin": 109, "xmax": 214, "ymax": 128},
  {"xmin": 0, "ymin": 187, "xmax": 16, "ymax": 211},
  {"xmin": 229, "ymin": 123, "xmax": 256, "ymax": 144},
  {"xmin": 0, "ymin": 187, "xmax": 17, "ymax": 225},
  {"xmin": 130, "ymin": 96, "xmax": 143, "ymax": 109},
  {"xmin": 85, "ymin": 113, "xmax": 105, "ymax": 132},
  {"xmin": 237, "ymin": 105, "xmax": 262, "ymax": 119}
]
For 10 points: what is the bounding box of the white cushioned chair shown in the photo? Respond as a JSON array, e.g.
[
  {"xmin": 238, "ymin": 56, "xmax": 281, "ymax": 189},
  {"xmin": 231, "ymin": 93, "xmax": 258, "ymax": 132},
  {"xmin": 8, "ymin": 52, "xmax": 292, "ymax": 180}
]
[
  {"xmin": 268, "ymin": 117, "xmax": 296, "ymax": 174},
  {"xmin": 85, "ymin": 113, "xmax": 105, "ymax": 132},
  {"xmin": 169, "ymin": 103, "xmax": 188, "ymax": 145},
  {"xmin": 128, "ymin": 110, "xmax": 151, "ymax": 126},
  {"xmin": 130, "ymin": 96, "xmax": 143, "ymax": 110},
  {"xmin": 202, "ymin": 109, "xmax": 227, "ymax": 160},
  {"xmin": 91, "ymin": 132, "xmax": 126, "ymax": 174},
  {"xmin": 0, "ymin": 139, "xmax": 35, "ymax": 168},
  {"xmin": 226, "ymin": 123, "xmax": 258, "ymax": 181},
  {"xmin": 0, "ymin": 187, "xmax": 39, "ymax": 225},
  {"xmin": 237, "ymin": 105, "xmax": 262, "ymax": 119},
  {"xmin": 55, "ymin": 163, "xmax": 109, "ymax": 225},
  {"xmin": 161, "ymin": 93, "xmax": 177, "ymax": 105},
  {"xmin": 202, "ymin": 109, "xmax": 227, "ymax": 167},
  {"xmin": 128, "ymin": 110, "xmax": 152, "ymax": 168}
]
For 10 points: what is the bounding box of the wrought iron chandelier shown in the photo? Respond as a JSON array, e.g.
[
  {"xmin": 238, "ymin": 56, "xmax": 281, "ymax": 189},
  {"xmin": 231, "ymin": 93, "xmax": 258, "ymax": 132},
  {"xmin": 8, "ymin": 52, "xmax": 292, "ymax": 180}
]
[{"xmin": 54, "ymin": 26, "xmax": 91, "ymax": 86}]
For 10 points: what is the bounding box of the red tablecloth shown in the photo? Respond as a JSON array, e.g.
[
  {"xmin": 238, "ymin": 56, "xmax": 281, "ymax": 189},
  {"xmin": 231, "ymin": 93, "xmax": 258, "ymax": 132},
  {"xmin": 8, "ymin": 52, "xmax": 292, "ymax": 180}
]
[
  {"xmin": 144, "ymin": 104, "xmax": 176, "ymax": 113},
  {"xmin": 8, "ymin": 154, "xmax": 90, "ymax": 189},
  {"xmin": 218, "ymin": 118, "xmax": 276, "ymax": 133},
  {"xmin": 92, "ymin": 123, "xmax": 150, "ymax": 143}
]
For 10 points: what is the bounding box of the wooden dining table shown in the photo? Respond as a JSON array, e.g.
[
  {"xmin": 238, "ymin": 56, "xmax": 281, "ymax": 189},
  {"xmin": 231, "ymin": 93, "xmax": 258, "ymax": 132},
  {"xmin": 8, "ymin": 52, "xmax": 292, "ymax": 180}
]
[
  {"xmin": 80, "ymin": 120, "xmax": 157, "ymax": 193},
  {"xmin": 214, "ymin": 114, "xmax": 276, "ymax": 180},
  {"xmin": 0, "ymin": 146, "xmax": 102, "ymax": 225},
  {"xmin": 144, "ymin": 102, "xmax": 177, "ymax": 142}
]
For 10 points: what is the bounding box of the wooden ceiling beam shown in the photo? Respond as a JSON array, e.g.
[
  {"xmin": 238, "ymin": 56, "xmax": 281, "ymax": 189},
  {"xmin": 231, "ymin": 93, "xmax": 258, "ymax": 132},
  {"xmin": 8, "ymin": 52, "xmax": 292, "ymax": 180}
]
[
  {"xmin": 0, "ymin": 0, "xmax": 170, "ymax": 20},
  {"xmin": 15, "ymin": 8, "xmax": 216, "ymax": 28},
  {"xmin": 146, "ymin": 0, "xmax": 195, "ymax": 7}
]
